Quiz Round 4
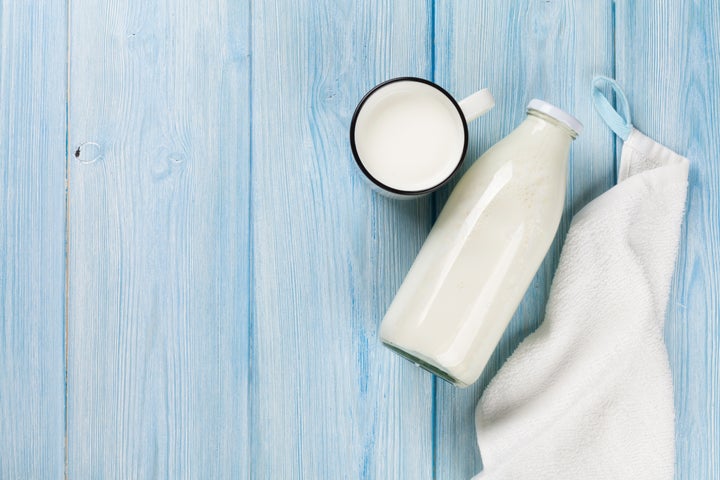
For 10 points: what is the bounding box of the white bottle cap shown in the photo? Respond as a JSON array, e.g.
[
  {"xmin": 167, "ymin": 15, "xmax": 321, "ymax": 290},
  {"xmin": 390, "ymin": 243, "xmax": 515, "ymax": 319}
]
[{"xmin": 527, "ymin": 99, "xmax": 583, "ymax": 135}]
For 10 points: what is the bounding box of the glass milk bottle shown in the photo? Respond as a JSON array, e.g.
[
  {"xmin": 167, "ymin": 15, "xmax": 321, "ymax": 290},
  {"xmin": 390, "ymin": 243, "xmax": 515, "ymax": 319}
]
[{"xmin": 380, "ymin": 100, "xmax": 582, "ymax": 387}]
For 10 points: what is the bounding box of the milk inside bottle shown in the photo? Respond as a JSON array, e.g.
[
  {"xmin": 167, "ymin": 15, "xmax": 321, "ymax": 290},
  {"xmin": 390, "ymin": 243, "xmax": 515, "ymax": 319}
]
[{"xmin": 379, "ymin": 100, "xmax": 583, "ymax": 387}]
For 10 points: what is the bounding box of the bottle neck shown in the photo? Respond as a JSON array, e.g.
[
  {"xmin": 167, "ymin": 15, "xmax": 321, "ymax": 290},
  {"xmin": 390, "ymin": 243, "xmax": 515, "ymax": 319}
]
[{"xmin": 527, "ymin": 109, "xmax": 579, "ymax": 140}]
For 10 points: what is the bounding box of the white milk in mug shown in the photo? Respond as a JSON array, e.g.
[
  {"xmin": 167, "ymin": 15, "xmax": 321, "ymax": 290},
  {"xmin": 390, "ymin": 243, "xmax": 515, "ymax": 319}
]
[
  {"xmin": 350, "ymin": 77, "xmax": 494, "ymax": 197},
  {"xmin": 353, "ymin": 81, "xmax": 465, "ymax": 192},
  {"xmin": 380, "ymin": 100, "xmax": 583, "ymax": 387}
]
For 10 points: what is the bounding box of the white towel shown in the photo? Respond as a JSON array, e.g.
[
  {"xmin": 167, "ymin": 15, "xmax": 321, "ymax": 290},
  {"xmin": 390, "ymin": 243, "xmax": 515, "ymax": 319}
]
[{"xmin": 473, "ymin": 125, "xmax": 689, "ymax": 479}]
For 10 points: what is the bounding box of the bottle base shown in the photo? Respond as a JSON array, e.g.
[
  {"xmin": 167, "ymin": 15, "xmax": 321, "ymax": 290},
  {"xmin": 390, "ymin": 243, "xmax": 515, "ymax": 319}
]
[{"xmin": 382, "ymin": 341, "xmax": 468, "ymax": 387}]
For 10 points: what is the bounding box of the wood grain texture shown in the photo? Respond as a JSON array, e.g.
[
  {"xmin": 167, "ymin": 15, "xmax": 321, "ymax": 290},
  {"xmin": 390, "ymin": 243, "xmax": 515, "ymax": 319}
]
[
  {"xmin": 67, "ymin": 0, "xmax": 251, "ymax": 477},
  {"xmin": 0, "ymin": 0, "xmax": 66, "ymax": 478},
  {"xmin": 249, "ymin": 1, "xmax": 435, "ymax": 477},
  {"xmin": 0, "ymin": 1, "xmax": 716, "ymax": 478},
  {"xmin": 432, "ymin": 1, "xmax": 615, "ymax": 478},
  {"xmin": 615, "ymin": 1, "xmax": 720, "ymax": 478}
]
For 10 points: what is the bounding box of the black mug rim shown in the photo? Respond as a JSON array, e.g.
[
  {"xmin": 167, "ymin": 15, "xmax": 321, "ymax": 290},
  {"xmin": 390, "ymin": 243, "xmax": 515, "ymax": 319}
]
[{"xmin": 349, "ymin": 76, "xmax": 469, "ymax": 196}]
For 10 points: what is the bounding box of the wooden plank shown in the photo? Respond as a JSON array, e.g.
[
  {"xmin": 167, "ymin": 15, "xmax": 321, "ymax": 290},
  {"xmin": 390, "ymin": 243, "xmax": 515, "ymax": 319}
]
[
  {"xmin": 67, "ymin": 1, "xmax": 251, "ymax": 477},
  {"xmin": 615, "ymin": 1, "xmax": 720, "ymax": 478},
  {"xmin": 0, "ymin": 0, "xmax": 66, "ymax": 478},
  {"xmin": 250, "ymin": 1, "xmax": 434, "ymax": 477},
  {"xmin": 432, "ymin": 2, "xmax": 615, "ymax": 477}
]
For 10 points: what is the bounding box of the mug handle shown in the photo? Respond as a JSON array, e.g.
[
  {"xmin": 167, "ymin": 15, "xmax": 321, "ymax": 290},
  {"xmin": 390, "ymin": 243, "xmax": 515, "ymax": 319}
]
[{"xmin": 458, "ymin": 88, "xmax": 495, "ymax": 123}]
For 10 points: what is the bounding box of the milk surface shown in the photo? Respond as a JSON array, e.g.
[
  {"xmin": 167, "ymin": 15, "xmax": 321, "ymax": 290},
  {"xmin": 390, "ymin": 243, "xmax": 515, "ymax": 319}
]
[
  {"xmin": 380, "ymin": 112, "xmax": 576, "ymax": 386},
  {"xmin": 353, "ymin": 81, "xmax": 465, "ymax": 192}
]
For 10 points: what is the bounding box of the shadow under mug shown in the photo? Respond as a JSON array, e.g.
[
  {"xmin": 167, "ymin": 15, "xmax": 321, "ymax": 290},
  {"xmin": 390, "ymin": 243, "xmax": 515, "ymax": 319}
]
[{"xmin": 349, "ymin": 77, "xmax": 494, "ymax": 198}]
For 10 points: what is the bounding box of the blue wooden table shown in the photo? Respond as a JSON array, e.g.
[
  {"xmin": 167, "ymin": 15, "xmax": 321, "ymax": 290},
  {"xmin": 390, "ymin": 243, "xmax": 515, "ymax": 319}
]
[{"xmin": 1, "ymin": 1, "xmax": 718, "ymax": 478}]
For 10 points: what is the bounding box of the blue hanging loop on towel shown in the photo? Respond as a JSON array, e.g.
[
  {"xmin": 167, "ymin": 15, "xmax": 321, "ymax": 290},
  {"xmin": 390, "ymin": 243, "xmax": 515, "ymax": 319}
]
[{"xmin": 592, "ymin": 76, "xmax": 633, "ymax": 140}]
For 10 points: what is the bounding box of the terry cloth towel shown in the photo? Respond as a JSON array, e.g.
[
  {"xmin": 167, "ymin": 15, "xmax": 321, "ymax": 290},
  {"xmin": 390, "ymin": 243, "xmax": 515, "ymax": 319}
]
[{"xmin": 473, "ymin": 77, "xmax": 689, "ymax": 480}]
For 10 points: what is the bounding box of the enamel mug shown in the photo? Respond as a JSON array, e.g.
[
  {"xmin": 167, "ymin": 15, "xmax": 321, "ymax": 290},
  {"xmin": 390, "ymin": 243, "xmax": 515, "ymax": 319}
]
[{"xmin": 350, "ymin": 77, "xmax": 495, "ymax": 198}]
